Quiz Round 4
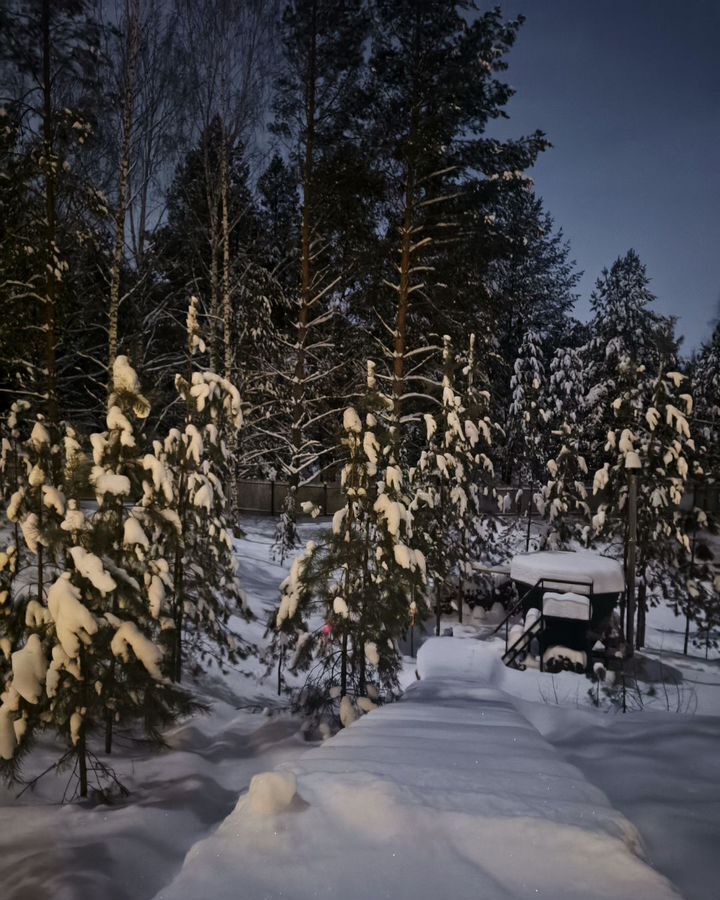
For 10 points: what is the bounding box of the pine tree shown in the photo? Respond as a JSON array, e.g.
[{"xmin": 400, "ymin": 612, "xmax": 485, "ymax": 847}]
[
  {"xmin": 487, "ymin": 191, "xmax": 579, "ymax": 408},
  {"xmin": 0, "ymin": 356, "xmax": 189, "ymax": 797},
  {"xmin": 680, "ymin": 323, "xmax": 720, "ymax": 653},
  {"xmin": 0, "ymin": 0, "xmax": 107, "ymax": 425},
  {"xmin": 274, "ymin": 362, "xmax": 427, "ymax": 727},
  {"xmin": 412, "ymin": 336, "xmax": 496, "ymax": 631},
  {"xmin": 693, "ymin": 322, "xmax": 720, "ymax": 477},
  {"xmin": 162, "ymin": 297, "xmax": 250, "ymax": 682},
  {"xmin": 362, "ymin": 1, "xmax": 547, "ymax": 429}
]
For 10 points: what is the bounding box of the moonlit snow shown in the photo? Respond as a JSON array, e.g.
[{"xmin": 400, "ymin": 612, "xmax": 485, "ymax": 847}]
[{"xmin": 158, "ymin": 638, "xmax": 681, "ymax": 900}]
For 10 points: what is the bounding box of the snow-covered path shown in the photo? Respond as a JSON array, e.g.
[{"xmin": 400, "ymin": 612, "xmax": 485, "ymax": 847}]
[{"xmin": 157, "ymin": 639, "xmax": 681, "ymax": 900}]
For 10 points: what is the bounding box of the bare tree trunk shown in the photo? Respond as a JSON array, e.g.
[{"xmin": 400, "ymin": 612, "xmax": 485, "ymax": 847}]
[
  {"xmin": 289, "ymin": 0, "xmax": 317, "ymax": 515},
  {"xmin": 203, "ymin": 122, "xmax": 220, "ymax": 372},
  {"xmin": 77, "ymin": 724, "xmax": 88, "ymax": 799},
  {"xmin": 392, "ymin": 166, "xmax": 415, "ymax": 424},
  {"xmin": 108, "ymin": 0, "xmax": 141, "ymax": 379},
  {"xmin": 220, "ymin": 124, "xmax": 232, "ymax": 379},
  {"xmin": 218, "ymin": 120, "xmax": 240, "ymax": 522},
  {"xmin": 41, "ymin": 0, "xmax": 58, "ymax": 424}
]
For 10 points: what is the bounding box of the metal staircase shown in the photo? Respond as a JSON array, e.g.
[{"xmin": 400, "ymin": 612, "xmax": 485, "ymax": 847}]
[
  {"xmin": 493, "ymin": 574, "xmax": 596, "ymax": 673},
  {"xmin": 502, "ymin": 614, "xmax": 542, "ymax": 670}
]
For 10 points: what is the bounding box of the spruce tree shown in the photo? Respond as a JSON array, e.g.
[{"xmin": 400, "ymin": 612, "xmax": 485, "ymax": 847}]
[
  {"xmin": 584, "ymin": 250, "xmax": 679, "ymax": 468},
  {"xmin": 591, "ymin": 363, "xmax": 698, "ymax": 648},
  {"xmin": 508, "ymin": 329, "xmax": 549, "ymax": 486},
  {"xmin": 537, "ymin": 346, "xmax": 589, "ymax": 548}
]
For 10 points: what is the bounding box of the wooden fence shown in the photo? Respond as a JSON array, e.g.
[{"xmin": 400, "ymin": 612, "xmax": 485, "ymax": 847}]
[{"xmin": 235, "ymin": 479, "xmax": 720, "ymax": 518}]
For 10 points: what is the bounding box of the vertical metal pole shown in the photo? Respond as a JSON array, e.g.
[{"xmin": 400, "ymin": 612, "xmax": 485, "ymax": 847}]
[
  {"xmin": 626, "ymin": 471, "xmax": 638, "ymax": 656},
  {"xmin": 525, "ymin": 484, "xmax": 532, "ymax": 552},
  {"xmin": 271, "ymin": 480, "xmax": 275, "ymax": 516},
  {"xmin": 684, "ymin": 483, "xmax": 698, "ymax": 655}
]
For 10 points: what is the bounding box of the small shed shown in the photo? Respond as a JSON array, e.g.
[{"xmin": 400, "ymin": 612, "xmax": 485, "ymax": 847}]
[{"xmin": 503, "ymin": 550, "xmax": 625, "ymax": 672}]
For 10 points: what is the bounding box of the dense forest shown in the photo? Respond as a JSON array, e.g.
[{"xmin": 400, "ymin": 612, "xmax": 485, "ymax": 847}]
[{"xmin": 0, "ymin": 0, "xmax": 718, "ymax": 794}]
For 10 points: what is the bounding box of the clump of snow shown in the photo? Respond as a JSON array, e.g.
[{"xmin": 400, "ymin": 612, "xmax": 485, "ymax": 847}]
[
  {"xmin": 42, "ymin": 485, "xmax": 65, "ymax": 515},
  {"xmin": 343, "ymin": 407, "xmax": 362, "ymax": 434},
  {"xmin": 30, "ymin": 421, "xmax": 50, "ymax": 450},
  {"xmin": 0, "ymin": 690, "xmax": 20, "ymax": 759},
  {"xmin": 364, "ymin": 642, "xmax": 380, "ymax": 668},
  {"xmin": 333, "ymin": 596, "xmax": 349, "ymax": 618},
  {"xmin": 91, "ymin": 468, "xmax": 131, "ymax": 499},
  {"xmin": 20, "ymin": 513, "xmax": 41, "ymax": 553},
  {"xmin": 110, "ymin": 620, "xmax": 164, "ymax": 681},
  {"xmin": 339, "ymin": 694, "xmax": 358, "ymax": 727},
  {"xmin": 123, "ymin": 516, "xmax": 149, "ymax": 549},
  {"xmin": 11, "ymin": 635, "xmax": 47, "ymax": 704},
  {"xmin": 47, "ymin": 573, "xmax": 98, "ymax": 657},
  {"xmin": 69, "ymin": 546, "xmax": 116, "ymax": 595},
  {"xmin": 246, "ymin": 770, "xmax": 297, "ymax": 815},
  {"xmin": 70, "ymin": 710, "xmax": 84, "ymax": 746}
]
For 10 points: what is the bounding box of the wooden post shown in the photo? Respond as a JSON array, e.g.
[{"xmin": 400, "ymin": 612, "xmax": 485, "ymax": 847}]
[
  {"xmin": 271, "ymin": 480, "xmax": 275, "ymax": 516},
  {"xmin": 626, "ymin": 470, "xmax": 638, "ymax": 656}
]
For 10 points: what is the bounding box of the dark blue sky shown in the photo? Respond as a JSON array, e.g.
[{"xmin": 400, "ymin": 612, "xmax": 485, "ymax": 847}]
[{"xmin": 489, "ymin": 0, "xmax": 720, "ymax": 353}]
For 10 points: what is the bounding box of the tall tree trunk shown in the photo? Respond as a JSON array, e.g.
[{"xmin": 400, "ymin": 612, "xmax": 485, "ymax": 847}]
[
  {"xmin": 41, "ymin": 0, "xmax": 58, "ymax": 424},
  {"xmin": 392, "ymin": 164, "xmax": 415, "ymax": 424},
  {"xmin": 219, "ymin": 124, "xmax": 239, "ymax": 523},
  {"xmin": 289, "ymin": 0, "xmax": 317, "ymax": 520},
  {"xmin": 77, "ymin": 724, "xmax": 88, "ymax": 799},
  {"xmin": 220, "ymin": 125, "xmax": 232, "ymax": 379},
  {"xmin": 209, "ymin": 229, "xmax": 220, "ymax": 372},
  {"xmin": 203, "ymin": 126, "xmax": 220, "ymax": 372},
  {"xmin": 108, "ymin": 0, "xmax": 141, "ymax": 379}
]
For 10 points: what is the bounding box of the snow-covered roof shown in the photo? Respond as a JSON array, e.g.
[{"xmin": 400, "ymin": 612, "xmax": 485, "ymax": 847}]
[{"xmin": 510, "ymin": 551, "xmax": 625, "ymax": 595}]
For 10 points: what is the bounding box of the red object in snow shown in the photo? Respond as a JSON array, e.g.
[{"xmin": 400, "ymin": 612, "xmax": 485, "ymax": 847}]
[{"xmin": 322, "ymin": 624, "xmax": 333, "ymax": 635}]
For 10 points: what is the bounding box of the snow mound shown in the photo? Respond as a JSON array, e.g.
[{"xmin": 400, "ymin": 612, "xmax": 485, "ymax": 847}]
[{"xmin": 246, "ymin": 770, "xmax": 297, "ymax": 815}]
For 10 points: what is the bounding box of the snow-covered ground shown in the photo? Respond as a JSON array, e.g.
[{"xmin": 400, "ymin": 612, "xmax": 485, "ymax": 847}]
[
  {"xmin": 0, "ymin": 518, "xmax": 321, "ymax": 900},
  {"xmin": 156, "ymin": 638, "xmax": 681, "ymax": 900},
  {"xmin": 1, "ymin": 517, "xmax": 718, "ymax": 899}
]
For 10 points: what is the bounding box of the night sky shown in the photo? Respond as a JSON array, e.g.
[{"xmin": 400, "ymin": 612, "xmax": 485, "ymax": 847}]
[{"xmin": 488, "ymin": 0, "xmax": 720, "ymax": 353}]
